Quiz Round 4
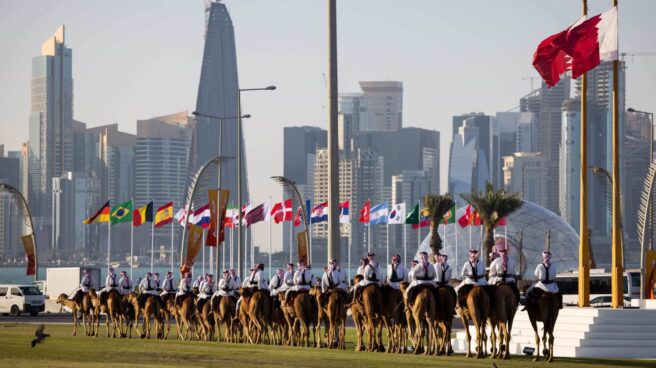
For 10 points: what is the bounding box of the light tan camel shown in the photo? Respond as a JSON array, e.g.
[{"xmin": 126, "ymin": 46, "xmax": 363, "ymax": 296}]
[
  {"xmin": 409, "ymin": 286, "xmax": 437, "ymax": 355},
  {"xmin": 434, "ymin": 286, "xmax": 457, "ymax": 356},
  {"xmin": 175, "ymin": 293, "xmax": 196, "ymax": 341},
  {"xmin": 458, "ymin": 286, "xmax": 490, "ymax": 359},
  {"xmin": 56, "ymin": 293, "xmax": 92, "ymax": 336},
  {"xmin": 527, "ymin": 290, "xmax": 559, "ymax": 362},
  {"xmin": 88, "ymin": 288, "xmax": 121, "ymax": 338},
  {"xmin": 196, "ymin": 297, "xmax": 215, "ymax": 341},
  {"xmin": 359, "ymin": 283, "xmax": 384, "ymax": 352},
  {"xmin": 212, "ymin": 295, "xmax": 237, "ymax": 343},
  {"xmin": 489, "ymin": 284, "xmax": 518, "ymax": 360},
  {"xmin": 127, "ymin": 293, "xmax": 161, "ymax": 339}
]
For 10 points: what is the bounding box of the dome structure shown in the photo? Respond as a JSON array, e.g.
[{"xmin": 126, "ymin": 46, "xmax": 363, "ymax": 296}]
[{"xmin": 417, "ymin": 200, "xmax": 579, "ymax": 278}]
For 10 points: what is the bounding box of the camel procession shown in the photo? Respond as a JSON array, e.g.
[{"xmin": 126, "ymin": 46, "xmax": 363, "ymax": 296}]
[{"xmin": 55, "ymin": 246, "xmax": 563, "ymax": 363}]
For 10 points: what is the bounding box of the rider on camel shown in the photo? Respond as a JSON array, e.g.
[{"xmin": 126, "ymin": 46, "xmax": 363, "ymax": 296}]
[
  {"xmin": 488, "ymin": 244, "xmax": 520, "ymax": 301},
  {"xmin": 434, "ymin": 254, "xmax": 457, "ymax": 301},
  {"xmin": 525, "ymin": 251, "xmax": 562, "ymax": 310},
  {"xmin": 118, "ymin": 270, "xmax": 133, "ymax": 296},
  {"xmin": 160, "ymin": 271, "xmax": 177, "ymax": 297},
  {"xmin": 455, "ymin": 249, "xmax": 487, "ymax": 308},
  {"xmin": 175, "ymin": 271, "xmax": 193, "ymax": 306},
  {"xmin": 138, "ymin": 272, "xmax": 159, "ymax": 308},
  {"xmin": 386, "ymin": 254, "xmax": 406, "ymax": 290},
  {"xmin": 321, "ymin": 259, "xmax": 348, "ymax": 305},
  {"xmin": 70, "ymin": 269, "xmax": 93, "ymax": 301},
  {"xmin": 351, "ymin": 252, "xmax": 382, "ymax": 303},
  {"xmin": 197, "ymin": 274, "xmax": 214, "ymax": 311},
  {"xmin": 405, "ymin": 251, "xmax": 437, "ymax": 307},
  {"xmin": 285, "ymin": 261, "xmax": 313, "ymax": 305}
]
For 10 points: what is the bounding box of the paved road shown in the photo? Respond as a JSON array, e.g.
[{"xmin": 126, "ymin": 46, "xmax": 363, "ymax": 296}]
[{"xmin": 0, "ymin": 312, "xmax": 465, "ymax": 330}]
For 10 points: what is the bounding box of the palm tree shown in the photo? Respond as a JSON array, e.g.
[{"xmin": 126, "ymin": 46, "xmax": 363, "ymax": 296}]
[
  {"xmin": 423, "ymin": 193, "xmax": 455, "ymax": 257},
  {"xmin": 459, "ymin": 182, "xmax": 523, "ymax": 266}
]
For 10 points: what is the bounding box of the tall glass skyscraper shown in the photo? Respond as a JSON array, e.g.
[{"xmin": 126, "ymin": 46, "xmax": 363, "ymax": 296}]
[
  {"xmin": 191, "ymin": 1, "xmax": 246, "ymax": 203},
  {"xmin": 28, "ymin": 25, "xmax": 73, "ymax": 251}
]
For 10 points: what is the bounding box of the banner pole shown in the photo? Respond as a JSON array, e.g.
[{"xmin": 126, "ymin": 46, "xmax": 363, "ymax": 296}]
[
  {"xmin": 403, "ymin": 223, "xmax": 407, "ymax": 267},
  {"xmin": 289, "ymin": 218, "xmax": 293, "ymax": 263},
  {"xmin": 202, "ymin": 229, "xmax": 206, "ymax": 275},
  {"xmin": 107, "ymin": 212, "xmax": 111, "ymax": 270},
  {"xmin": 130, "ymin": 198, "xmax": 134, "ymax": 281},
  {"xmin": 269, "ymin": 196, "xmax": 272, "ymax": 278},
  {"xmin": 150, "ymin": 209, "xmax": 154, "ymax": 273}
]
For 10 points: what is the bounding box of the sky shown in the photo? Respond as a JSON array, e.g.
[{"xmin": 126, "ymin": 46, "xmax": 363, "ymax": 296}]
[{"xmin": 1, "ymin": 0, "xmax": 655, "ymax": 253}]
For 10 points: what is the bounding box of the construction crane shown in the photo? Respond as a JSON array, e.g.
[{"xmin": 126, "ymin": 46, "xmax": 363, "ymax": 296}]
[
  {"xmin": 522, "ymin": 76, "xmax": 538, "ymax": 92},
  {"xmin": 621, "ymin": 52, "xmax": 656, "ymax": 63}
]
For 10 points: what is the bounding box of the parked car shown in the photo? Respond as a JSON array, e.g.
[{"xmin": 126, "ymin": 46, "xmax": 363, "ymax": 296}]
[
  {"xmin": 0, "ymin": 284, "xmax": 45, "ymax": 316},
  {"xmin": 589, "ymin": 295, "xmax": 631, "ymax": 308}
]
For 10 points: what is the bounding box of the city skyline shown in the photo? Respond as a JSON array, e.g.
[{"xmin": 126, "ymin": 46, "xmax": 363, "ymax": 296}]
[{"xmin": 1, "ymin": 0, "xmax": 656, "ymax": 254}]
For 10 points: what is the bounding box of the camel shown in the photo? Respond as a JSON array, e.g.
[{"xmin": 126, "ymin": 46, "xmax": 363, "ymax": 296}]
[
  {"xmin": 408, "ymin": 286, "xmax": 437, "ymax": 355},
  {"xmin": 268, "ymin": 295, "xmax": 287, "ymax": 345},
  {"xmin": 349, "ymin": 295, "xmax": 366, "ymax": 352},
  {"xmin": 196, "ymin": 297, "xmax": 215, "ymax": 341},
  {"xmin": 309, "ymin": 286, "xmax": 329, "ymax": 348},
  {"xmin": 175, "ymin": 293, "xmax": 197, "ymax": 341},
  {"xmin": 458, "ymin": 286, "xmax": 490, "ymax": 358},
  {"xmin": 118, "ymin": 295, "xmax": 135, "ymax": 338},
  {"xmin": 127, "ymin": 293, "xmax": 161, "ymax": 339},
  {"xmin": 434, "ymin": 286, "xmax": 457, "ymax": 355},
  {"xmin": 359, "ymin": 283, "xmax": 384, "ymax": 352},
  {"xmin": 380, "ymin": 285, "xmax": 406, "ymax": 353},
  {"xmin": 159, "ymin": 293, "xmax": 178, "ymax": 339},
  {"xmin": 526, "ymin": 290, "xmax": 559, "ymax": 362},
  {"xmin": 316, "ymin": 288, "xmax": 347, "ymax": 350},
  {"xmin": 56, "ymin": 293, "xmax": 93, "ymax": 336},
  {"xmin": 88, "ymin": 288, "xmax": 121, "ymax": 338},
  {"xmin": 239, "ymin": 288, "xmax": 271, "ymax": 344},
  {"xmin": 212, "ymin": 294, "xmax": 237, "ymax": 343},
  {"xmin": 489, "ymin": 284, "xmax": 518, "ymax": 360},
  {"xmin": 287, "ymin": 290, "xmax": 313, "ymax": 347}
]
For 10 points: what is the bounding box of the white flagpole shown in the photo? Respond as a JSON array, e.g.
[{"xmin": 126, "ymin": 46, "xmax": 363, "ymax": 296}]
[
  {"xmin": 403, "ymin": 222, "xmax": 407, "ymax": 266},
  {"xmin": 150, "ymin": 206, "xmax": 154, "ymax": 273},
  {"xmin": 309, "ymin": 221, "xmax": 313, "ymax": 267},
  {"xmin": 130, "ymin": 199, "xmax": 134, "ymax": 281},
  {"xmin": 222, "ymin": 230, "xmax": 226, "ymax": 272},
  {"xmin": 368, "ymin": 223, "xmax": 371, "ymax": 253},
  {"xmin": 479, "ymin": 225, "xmax": 483, "ymax": 253},
  {"xmin": 202, "ymin": 229, "xmax": 206, "ymax": 275},
  {"xmin": 248, "ymin": 226, "xmax": 252, "ymax": 267},
  {"xmin": 455, "ymin": 221, "xmax": 459, "ymax": 276},
  {"xmin": 230, "ymin": 225, "xmax": 234, "ymax": 270},
  {"xmin": 269, "ymin": 196, "xmax": 272, "ymax": 279},
  {"xmin": 107, "ymin": 212, "xmax": 111, "ymax": 270},
  {"xmin": 386, "ymin": 222, "xmax": 389, "ymax": 263},
  {"xmin": 289, "ymin": 218, "xmax": 293, "ymax": 263},
  {"xmin": 170, "ymin": 217, "xmax": 174, "ymax": 273},
  {"xmin": 209, "ymin": 241, "xmax": 213, "ymax": 276},
  {"xmin": 469, "ymin": 223, "xmax": 472, "ymax": 251},
  {"xmin": 348, "ymin": 222, "xmax": 352, "ymax": 281}
]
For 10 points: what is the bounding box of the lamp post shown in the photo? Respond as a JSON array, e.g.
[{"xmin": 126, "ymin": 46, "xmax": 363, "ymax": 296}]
[
  {"xmin": 237, "ymin": 85, "xmax": 276, "ymax": 278},
  {"xmin": 627, "ymin": 107, "xmax": 654, "ymax": 300},
  {"xmin": 589, "ymin": 165, "xmax": 626, "ymax": 271}
]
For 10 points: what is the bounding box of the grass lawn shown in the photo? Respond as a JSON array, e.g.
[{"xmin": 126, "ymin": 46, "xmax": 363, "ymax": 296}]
[{"xmin": 0, "ymin": 323, "xmax": 652, "ymax": 368}]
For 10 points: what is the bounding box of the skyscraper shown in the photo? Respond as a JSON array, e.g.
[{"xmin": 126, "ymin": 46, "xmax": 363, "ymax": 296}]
[
  {"xmin": 448, "ymin": 120, "xmax": 489, "ymax": 205},
  {"xmin": 502, "ymin": 152, "xmax": 546, "ymax": 206},
  {"xmin": 191, "ymin": 1, "xmax": 244, "ymax": 203},
  {"xmin": 451, "ymin": 113, "xmax": 498, "ymax": 188},
  {"xmin": 559, "ymin": 98, "xmax": 582, "ymax": 230},
  {"xmin": 0, "ymin": 151, "xmax": 20, "ymax": 261},
  {"xmin": 28, "ymin": 25, "xmax": 73, "ymax": 244}
]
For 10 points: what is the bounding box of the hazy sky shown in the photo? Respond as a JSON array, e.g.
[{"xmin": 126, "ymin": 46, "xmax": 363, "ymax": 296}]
[{"xmin": 1, "ymin": 0, "xmax": 655, "ymax": 252}]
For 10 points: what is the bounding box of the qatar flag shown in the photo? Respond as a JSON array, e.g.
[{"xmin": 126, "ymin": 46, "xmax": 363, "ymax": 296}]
[{"xmin": 533, "ymin": 7, "xmax": 617, "ymax": 86}]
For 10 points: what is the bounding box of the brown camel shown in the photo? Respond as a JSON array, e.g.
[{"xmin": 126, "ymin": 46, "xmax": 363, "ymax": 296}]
[
  {"xmin": 434, "ymin": 286, "xmax": 457, "ymax": 355},
  {"xmin": 175, "ymin": 293, "xmax": 197, "ymax": 341},
  {"xmin": 56, "ymin": 293, "xmax": 93, "ymax": 336},
  {"xmin": 88, "ymin": 288, "xmax": 121, "ymax": 338},
  {"xmin": 309, "ymin": 286, "xmax": 329, "ymax": 348},
  {"xmin": 408, "ymin": 286, "xmax": 437, "ymax": 355},
  {"xmin": 196, "ymin": 297, "xmax": 215, "ymax": 341},
  {"xmin": 127, "ymin": 293, "xmax": 161, "ymax": 339},
  {"xmin": 289, "ymin": 290, "xmax": 313, "ymax": 347},
  {"xmin": 359, "ymin": 283, "xmax": 384, "ymax": 352},
  {"xmin": 526, "ymin": 290, "xmax": 559, "ymax": 362},
  {"xmin": 118, "ymin": 295, "xmax": 135, "ymax": 338},
  {"xmin": 399, "ymin": 282, "xmax": 417, "ymax": 351},
  {"xmin": 268, "ymin": 294, "xmax": 287, "ymax": 345},
  {"xmin": 212, "ymin": 295, "xmax": 237, "ymax": 343},
  {"xmin": 489, "ymin": 284, "xmax": 518, "ymax": 359},
  {"xmin": 318, "ymin": 288, "xmax": 347, "ymax": 350},
  {"xmin": 380, "ymin": 285, "xmax": 406, "ymax": 353},
  {"xmin": 458, "ymin": 285, "xmax": 490, "ymax": 358},
  {"xmin": 159, "ymin": 293, "xmax": 178, "ymax": 339},
  {"xmin": 240, "ymin": 288, "xmax": 271, "ymax": 344}
]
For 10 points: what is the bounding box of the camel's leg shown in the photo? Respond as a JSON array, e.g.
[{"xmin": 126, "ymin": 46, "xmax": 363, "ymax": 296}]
[
  {"xmin": 71, "ymin": 308, "xmax": 78, "ymax": 336},
  {"xmin": 461, "ymin": 316, "xmax": 471, "ymax": 358},
  {"xmin": 547, "ymin": 329, "xmax": 555, "ymax": 363},
  {"xmin": 531, "ymin": 320, "xmax": 540, "ymax": 362},
  {"xmin": 489, "ymin": 321, "xmax": 497, "ymax": 358}
]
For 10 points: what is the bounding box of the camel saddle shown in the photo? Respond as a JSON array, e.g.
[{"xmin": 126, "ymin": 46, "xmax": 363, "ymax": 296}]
[
  {"xmin": 286, "ymin": 289, "xmax": 309, "ymax": 307},
  {"xmin": 406, "ymin": 284, "xmax": 434, "ymax": 307},
  {"xmin": 321, "ymin": 288, "xmax": 347, "ymax": 306},
  {"xmin": 457, "ymin": 284, "xmax": 495, "ymax": 309},
  {"xmin": 524, "ymin": 287, "xmax": 562, "ymax": 310}
]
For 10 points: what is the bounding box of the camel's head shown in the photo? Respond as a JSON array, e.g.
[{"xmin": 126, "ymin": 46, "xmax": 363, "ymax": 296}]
[
  {"xmin": 353, "ymin": 275, "xmax": 363, "ymax": 284},
  {"xmin": 127, "ymin": 293, "xmax": 137, "ymax": 304},
  {"xmin": 88, "ymin": 288, "xmax": 98, "ymax": 298},
  {"xmin": 399, "ymin": 281, "xmax": 409, "ymax": 294},
  {"xmin": 56, "ymin": 293, "xmax": 67, "ymax": 304}
]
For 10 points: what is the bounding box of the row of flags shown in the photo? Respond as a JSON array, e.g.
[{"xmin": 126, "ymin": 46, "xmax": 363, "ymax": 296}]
[{"xmin": 82, "ymin": 200, "xmax": 174, "ymax": 228}]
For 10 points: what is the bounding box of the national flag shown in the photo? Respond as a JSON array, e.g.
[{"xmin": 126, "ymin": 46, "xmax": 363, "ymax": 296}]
[
  {"xmin": 471, "ymin": 208, "xmax": 481, "ymax": 226},
  {"xmin": 457, "ymin": 205, "xmax": 471, "ymax": 228},
  {"xmin": 533, "ymin": 7, "xmax": 617, "ymax": 86},
  {"xmin": 339, "ymin": 200, "xmax": 350, "ymax": 224},
  {"xmin": 240, "ymin": 204, "xmax": 251, "ymax": 226},
  {"xmin": 245, "ymin": 202, "xmax": 268, "ymax": 227},
  {"xmin": 310, "ymin": 202, "xmax": 329, "ymax": 224},
  {"xmin": 110, "ymin": 200, "xmax": 133, "ymax": 225},
  {"xmin": 154, "ymin": 202, "xmax": 174, "ymax": 228},
  {"xmin": 21, "ymin": 234, "xmax": 36, "ymax": 276},
  {"xmin": 133, "ymin": 201, "xmax": 153, "ymax": 227},
  {"xmin": 369, "ymin": 202, "xmax": 388, "ymax": 225},
  {"xmin": 412, "ymin": 207, "xmax": 430, "ymax": 229},
  {"xmin": 294, "ymin": 206, "xmax": 303, "ymax": 227},
  {"xmin": 359, "ymin": 200, "xmax": 370, "ymax": 223},
  {"xmin": 224, "ymin": 204, "xmax": 238, "ymax": 228},
  {"xmin": 388, "ymin": 203, "xmax": 406, "ymax": 225},
  {"xmin": 405, "ymin": 204, "xmax": 419, "ymax": 225},
  {"xmin": 271, "ymin": 198, "xmax": 293, "ymax": 224},
  {"xmin": 174, "ymin": 207, "xmax": 187, "ymax": 227},
  {"xmin": 82, "ymin": 201, "xmax": 110, "ymax": 224},
  {"xmin": 497, "ymin": 217, "xmax": 507, "ymax": 227},
  {"xmin": 443, "ymin": 205, "xmax": 456, "ymax": 225},
  {"xmin": 191, "ymin": 204, "xmax": 211, "ymax": 228}
]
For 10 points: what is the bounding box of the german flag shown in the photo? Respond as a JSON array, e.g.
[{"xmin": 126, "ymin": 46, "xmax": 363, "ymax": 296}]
[
  {"xmin": 155, "ymin": 202, "xmax": 173, "ymax": 228},
  {"xmin": 82, "ymin": 201, "xmax": 110, "ymax": 224},
  {"xmin": 133, "ymin": 202, "xmax": 153, "ymax": 227},
  {"xmin": 110, "ymin": 200, "xmax": 133, "ymax": 225}
]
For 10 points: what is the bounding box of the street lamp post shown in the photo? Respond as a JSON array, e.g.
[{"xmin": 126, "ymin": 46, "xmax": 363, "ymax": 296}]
[
  {"xmin": 627, "ymin": 107, "xmax": 654, "ymax": 300},
  {"xmin": 590, "ymin": 165, "xmax": 626, "ymax": 270},
  {"xmin": 237, "ymin": 85, "xmax": 276, "ymax": 278}
]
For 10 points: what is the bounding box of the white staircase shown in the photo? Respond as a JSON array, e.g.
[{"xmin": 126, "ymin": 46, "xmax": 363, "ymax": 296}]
[{"xmin": 454, "ymin": 308, "xmax": 656, "ymax": 358}]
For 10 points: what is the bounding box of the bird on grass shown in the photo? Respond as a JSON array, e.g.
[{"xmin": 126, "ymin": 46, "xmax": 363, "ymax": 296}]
[{"xmin": 31, "ymin": 324, "xmax": 49, "ymax": 347}]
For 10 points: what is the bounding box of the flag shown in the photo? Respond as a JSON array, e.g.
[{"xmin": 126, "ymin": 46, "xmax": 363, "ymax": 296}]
[
  {"xmin": 174, "ymin": 207, "xmax": 187, "ymax": 227},
  {"xmin": 133, "ymin": 201, "xmax": 153, "ymax": 227},
  {"xmin": 245, "ymin": 202, "xmax": 268, "ymax": 227},
  {"xmin": 224, "ymin": 204, "xmax": 238, "ymax": 228},
  {"xmin": 412, "ymin": 207, "xmax": 430, "ymax": 229},
  {"xmin": 457, "ymin": 205, "xmax": 471, "ymax": 228},
  {"xmin": 305, "ymin": 199, "xmax": 311, "ymax": 225},
  {"xmin": 21, "ymin": 234, "xmax": 36, "ymax": 276},
  {"xmin": 293, "ymin": 206, "xmax": 303, "ymax": 227},
  {"xmin": 339, "ymin": 200, "xmax": 350, "ymax": 224},
  {"xmin": 533, "ymin": 7, "xmax": 617, "ymax": 86},
  {"xmin": 271, "ymin": 198, "xmax": 293, "ymax": 224},
  {"xmin": 388, "ymin": 203, "xmax": 406, "ymax": 224},
  {"xmin": 472, "ymin": 208, "xmax": 481, "ymax": 226},
  {"xmin": 191, "ymin": 204, "xmax": 211, "ymax": 228},
  {"xmin": 154, "ymin": 202, "xmax": 174, "ymax": 228},
  {"xmin": 180, "ymin": 224, "xmax": 203, "ymax": 274},
  {"xmin": 443, "ymin": 205, "xmax": 456, "ymax": 225},
  {"xmin": 207, "ymin": 189, "xmax": 230, "ymax": 246},
  {"xmin": 369, "ymin": 202, "xmax": 388, "ymax": 225},
  {"xmin": 110, "ymin": 200, "xmax": 133, "ymax": 225},
  {"xmin": 240, "ymin": 204, "xmax": 252, "ymax": 226},
  {"xmin": 82, "ymin": 201, "xmax": 110, "ymax": 224},
  {"xmin": 310, "ymin": 202, "xmax": 329, "ymax": 224},
  {"xmin": 497, "ymin": 217, "xmax": 507, "ymax": 227},
  {"xmin": 405, "ymin": 204, "xmax": 419, "ymax": 225},
  {"xmin": 359, "ymin": 200, "xmax": 370, "ymax": 223}
]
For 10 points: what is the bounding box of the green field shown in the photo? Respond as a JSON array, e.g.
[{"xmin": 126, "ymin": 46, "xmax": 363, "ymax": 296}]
[{"xmin": 0, "ymin": 323, "xmax": 652, "ymax": 368}]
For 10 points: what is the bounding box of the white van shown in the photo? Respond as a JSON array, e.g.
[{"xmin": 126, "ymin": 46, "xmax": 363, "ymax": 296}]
[{"xmin": 0, "ymin": 284, "xmax": 45, "ymax": 316}]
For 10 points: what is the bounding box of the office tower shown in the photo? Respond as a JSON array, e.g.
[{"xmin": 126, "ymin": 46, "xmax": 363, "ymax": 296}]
[
  {"xmin": 357, "ymin": 81, "xmax": 403, "ymax": 132},
  {"xmin": 451, "ymin": 113, "xmax": 499, "ymax": 188},
  {"xmin": 502, "ymin": 152, "xmax": 547, "ymax": 206},
  {"xmin": 448, "ymin": 120, "xmax": 489, "ymax": 206},
  {"xmin": 191, "ymin": 0, "xmax": 243, "ymax": 203},
  {"xmin": 496, "ymin": 111, "xmax": 537, "ymax": 155},
  {"xmin": 28, "ymin": 25, "xmax": 73, "ymax": 248},
  {"xmin": 392, "ymin": 170, "xmax": 433, "ymax": 258},
  {"xmin": 559, "ymin": 99, "xmax": 582, "ymax": 230},
  {"xmin": 0, "ymin": 152, "xmax": 20, "ymax": 261}
]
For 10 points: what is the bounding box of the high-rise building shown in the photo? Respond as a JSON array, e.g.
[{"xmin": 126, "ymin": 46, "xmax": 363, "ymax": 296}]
[
  {"xmin": 0, "ymin": 152, "xmax": 20, "ymax": 261},
  {"xmin": 358, "ymin": 81, "xmax": 403, "ymax": 132},
  {"xmin": 559, "ymin": 99, "xmax": 582, "ymax": 230},
  {"xmin": 191, "ymin": 0, "xmax": 243, "ymax": 205},
  {"xmin": 392, "ymin": 169, "xmax": 433, "ymax": 258},
  {"xmin": 502, "ymin": 152, "xmax": 547, "ymax": 206},
  {"xmin": 448, "ymin": 120, "xmax": 489, "ymax": 205},
  {"xmin": 451, "ymin": 113, "xmax": 499, "ymax": 188},
  {"xmin": 28, "ymin": 25, "xmax": 73, "ymax": 248}
]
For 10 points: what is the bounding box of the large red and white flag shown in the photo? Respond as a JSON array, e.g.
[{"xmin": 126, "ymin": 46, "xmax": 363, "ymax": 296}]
[
  {"xmin": 271, "ymin": 198, "xmax": 293, "ymax": 224},
  {"xmin": 533, "ymin": 7, "xmax": 617, "ymax": 86}
]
